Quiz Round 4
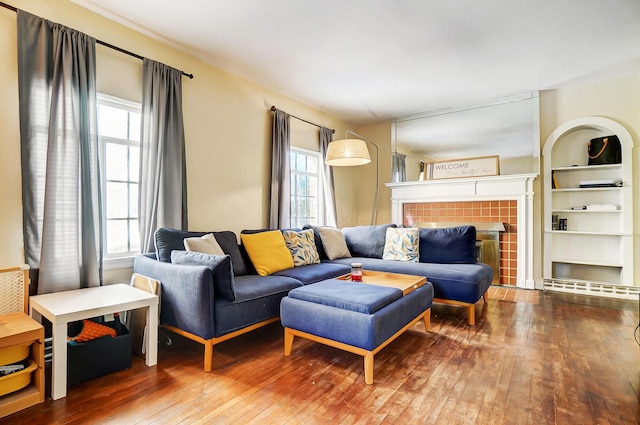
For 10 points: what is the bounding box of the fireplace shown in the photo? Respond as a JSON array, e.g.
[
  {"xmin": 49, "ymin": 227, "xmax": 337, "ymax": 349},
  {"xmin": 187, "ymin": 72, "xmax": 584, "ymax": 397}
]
[{"xmin": 387, "ymin": 173, "xmax": 538, "ymax": 289}]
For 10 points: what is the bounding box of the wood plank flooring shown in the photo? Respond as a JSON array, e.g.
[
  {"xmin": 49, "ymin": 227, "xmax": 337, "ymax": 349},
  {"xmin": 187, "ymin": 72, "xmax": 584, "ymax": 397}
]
[{"xmin": 4, "ymin": 287, "xmax": 640, "ymax": 424}]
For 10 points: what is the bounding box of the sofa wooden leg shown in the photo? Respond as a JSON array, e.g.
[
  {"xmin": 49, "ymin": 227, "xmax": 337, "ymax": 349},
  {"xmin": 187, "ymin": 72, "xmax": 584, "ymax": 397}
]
[
  {"xmin": 284, "ymin": 328, "xmax": 294, "ymax": 356},
  {"xmin": 467, "ymin": 304, "xmax": 476, "ymax": 326},
  {"xmin": 364, "ymin": 353, "xmax": 374, "ymax": 385},
  {"xmin": 483, "ymin": 292, "xmax": 488, "ymax": 303},
  {"xmin": 204, "ymin": 341, "xmax": 214, "ymax": 372},
  {"xmin": 422, "ymin": 308, "xmax": 431, "ymax": 331}
]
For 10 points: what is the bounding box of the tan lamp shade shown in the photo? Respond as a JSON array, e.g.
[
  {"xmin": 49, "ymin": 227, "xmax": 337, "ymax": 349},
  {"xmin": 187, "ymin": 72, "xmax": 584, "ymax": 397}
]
[{"xmin": 325, "ymin": 139, "xmax": 371, "ymax": 166}]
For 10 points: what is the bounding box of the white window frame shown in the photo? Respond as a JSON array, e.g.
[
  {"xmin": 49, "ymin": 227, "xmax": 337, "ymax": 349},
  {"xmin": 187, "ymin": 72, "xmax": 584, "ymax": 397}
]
[
  {"xmin": 97, "ymin": 93, "xmax": 141, "ymax": 270},
  {"xmin": 290, "ymin": 147, "xmax": 325, "ymax": 228}
]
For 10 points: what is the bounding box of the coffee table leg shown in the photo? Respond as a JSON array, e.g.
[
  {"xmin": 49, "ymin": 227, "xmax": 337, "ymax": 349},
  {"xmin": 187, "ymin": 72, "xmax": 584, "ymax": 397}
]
[{"xmin": 51, "ymin": 321, "xmax": 68, "ymax": 400}]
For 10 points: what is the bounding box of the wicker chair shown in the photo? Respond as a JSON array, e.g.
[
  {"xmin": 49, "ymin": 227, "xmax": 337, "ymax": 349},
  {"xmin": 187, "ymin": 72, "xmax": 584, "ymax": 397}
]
[{"xmin": 0, "ymin": 265, "xmax": 30, "ymax": 315}]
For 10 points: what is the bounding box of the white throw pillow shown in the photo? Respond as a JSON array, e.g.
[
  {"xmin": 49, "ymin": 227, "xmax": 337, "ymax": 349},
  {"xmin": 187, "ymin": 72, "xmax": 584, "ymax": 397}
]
[
  {"xmin": 183, "ymin": 233, "xmax": 225, "ymax": 256},
  {"xmin": 318, "ymin": 227, "xmax": 351, "ymax": 260},
  {"xmin": 382, "ymin": 227, "xmax": 420, "ymax": 262}
]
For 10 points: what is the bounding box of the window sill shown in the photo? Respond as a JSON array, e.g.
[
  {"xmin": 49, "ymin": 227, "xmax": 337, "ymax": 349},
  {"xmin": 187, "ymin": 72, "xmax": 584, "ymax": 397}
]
[{"xmin": 104, "ymin": 255, "xmax": 135, "ymax": 271}]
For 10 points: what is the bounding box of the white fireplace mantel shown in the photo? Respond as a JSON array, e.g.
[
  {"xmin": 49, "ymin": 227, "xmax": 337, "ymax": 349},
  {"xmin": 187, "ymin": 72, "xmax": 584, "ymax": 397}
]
[{"xmin": 386, "ymin": 173, "xmax": 538, "ymax": 289}]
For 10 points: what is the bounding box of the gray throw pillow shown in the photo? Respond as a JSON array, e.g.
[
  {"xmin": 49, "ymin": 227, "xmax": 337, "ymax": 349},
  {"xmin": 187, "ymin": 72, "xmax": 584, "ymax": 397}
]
[
  {"xmin": 317, "ymin": 227, "xmax": 351, "ymax": 260},
  {"xmin": 342, "ymin": 224, "xmax": 397, "ymax": 258},
  {"xmin": 171, "ymin": 250, "xmax": 236, "ymax": 301}
]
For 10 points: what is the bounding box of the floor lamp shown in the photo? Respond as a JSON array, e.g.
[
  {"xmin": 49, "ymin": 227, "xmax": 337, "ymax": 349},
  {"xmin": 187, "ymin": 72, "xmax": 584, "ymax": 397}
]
[{"xmin": 325, "ymin": 130, "xmax": 379, "ymax": 225}]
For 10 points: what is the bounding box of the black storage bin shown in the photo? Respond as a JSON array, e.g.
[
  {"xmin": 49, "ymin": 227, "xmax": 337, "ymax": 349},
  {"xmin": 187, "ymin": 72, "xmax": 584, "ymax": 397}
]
[{"xmin": 67, "ymin": 320, "xmax": 131, "ymax": 387}]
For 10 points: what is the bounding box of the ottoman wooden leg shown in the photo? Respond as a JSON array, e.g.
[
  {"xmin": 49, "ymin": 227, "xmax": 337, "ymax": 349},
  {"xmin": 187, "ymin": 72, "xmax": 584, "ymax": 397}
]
[
  {"xmin": 467, "ymin": 304, "xmax": 476, "ymax": 326},
  {"xmin": 364, "ymin": 353, "xmax": 374, "ymax": 385},
  {"xmin": 284, "ymin": 328, "xmax": 294, "ymax": 356},
  {"xmin": 422, "ymin": 308, "xmax": 431, "ymax": 331}
]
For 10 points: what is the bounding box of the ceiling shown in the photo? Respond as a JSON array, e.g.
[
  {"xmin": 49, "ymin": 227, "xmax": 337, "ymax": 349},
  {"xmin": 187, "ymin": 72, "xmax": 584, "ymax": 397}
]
[{"xmin": 72, "ymin": 0, "xmax": 640, "ymax": 125}]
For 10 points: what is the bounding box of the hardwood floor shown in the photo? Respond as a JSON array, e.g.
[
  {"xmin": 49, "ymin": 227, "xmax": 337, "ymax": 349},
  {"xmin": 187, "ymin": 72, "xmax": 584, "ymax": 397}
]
[{"xmin": 4, "ymin": 287, "xmax": 640, "ymax": 424}]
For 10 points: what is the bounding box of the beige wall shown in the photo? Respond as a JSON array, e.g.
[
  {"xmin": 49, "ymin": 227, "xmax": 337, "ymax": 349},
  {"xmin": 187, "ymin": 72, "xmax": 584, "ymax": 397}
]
[{"xmin": 0, "ymin": 0, "xmax": 356, "ymax": 277}]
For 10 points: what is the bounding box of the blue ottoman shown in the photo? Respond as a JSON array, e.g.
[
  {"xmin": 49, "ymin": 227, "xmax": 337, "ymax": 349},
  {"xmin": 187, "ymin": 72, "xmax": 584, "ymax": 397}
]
[{"xmin": 280, "ymin": 279, "xmax": 434, "ymax": 384}]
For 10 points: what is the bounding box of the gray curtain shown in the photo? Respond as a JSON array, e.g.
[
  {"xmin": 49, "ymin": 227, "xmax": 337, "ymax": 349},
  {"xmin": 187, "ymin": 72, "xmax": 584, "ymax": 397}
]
[
  {"xmin": 17, "ymin": 10, "xmax": 103, "ymax": 294},
  {"xmin": 269, "ymin": 110, "xmax": 291, "ymax": 229},
  {"xmin": 139, "ymin": 59, "xmax": 188, "ymax": 253},
  {"xmin": 319, "ymin": 127, "xmax": 337, "ymax": 227},
  {"xmin": 392, "ymin": 152, "xmax": 407, "ymax": 182}
]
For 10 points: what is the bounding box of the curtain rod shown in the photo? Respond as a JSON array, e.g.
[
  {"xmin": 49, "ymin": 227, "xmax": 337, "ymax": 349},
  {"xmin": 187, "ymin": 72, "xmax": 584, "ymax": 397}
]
[
  {"xmin": 270, "ymin": 106, "xmax": 335, "ymax": 133},
  {"xmin": 0, "ymin": 1, "xmax": 194, "ymax": 79}
]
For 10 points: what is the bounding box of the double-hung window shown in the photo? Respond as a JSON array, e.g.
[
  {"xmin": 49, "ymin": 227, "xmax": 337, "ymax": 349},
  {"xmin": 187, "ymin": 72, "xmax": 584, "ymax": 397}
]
[
  {"xmin": 97, "ymin": 94, "xmax": 141, "ymax": 266},
  {"xmin": 290, "ymin": 148, "xmax": 324, "ymax": 228}
]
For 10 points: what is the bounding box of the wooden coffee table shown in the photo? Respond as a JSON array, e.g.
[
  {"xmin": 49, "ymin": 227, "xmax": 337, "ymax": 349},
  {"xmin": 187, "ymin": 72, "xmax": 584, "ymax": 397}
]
[{"xmin": 336, "ymin": 270, "xmax": 427, "ymax": 295}]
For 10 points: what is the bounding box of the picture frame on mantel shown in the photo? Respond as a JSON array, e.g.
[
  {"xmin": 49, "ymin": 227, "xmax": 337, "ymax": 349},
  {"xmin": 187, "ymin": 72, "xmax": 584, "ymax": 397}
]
[{"xmin": 426, "ymin": 155, "xmax": 500, "ymax": 180}]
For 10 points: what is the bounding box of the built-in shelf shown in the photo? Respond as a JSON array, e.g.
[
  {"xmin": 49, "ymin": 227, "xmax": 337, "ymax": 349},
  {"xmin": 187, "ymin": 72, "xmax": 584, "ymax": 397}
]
[
  {"xmin": 542, "ymin": 116, "xmax": 634, "ymax": 292},
  {"xmin": 551, "ymin": 210, "xmax": 621, "ymax": 213},
  {"xmin": 549, "ymin": 230, "xmax": 630, "ymax": 236},
  {"xmin": 552, "ymin": 258, "xmax": 623, "ymax": 268}
]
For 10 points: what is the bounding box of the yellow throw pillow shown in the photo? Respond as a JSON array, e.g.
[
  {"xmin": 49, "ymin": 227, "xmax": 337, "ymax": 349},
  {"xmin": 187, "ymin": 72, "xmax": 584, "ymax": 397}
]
[{"xmin": 240, "ymin": 230, "xmax": 294, "ymax": 276}]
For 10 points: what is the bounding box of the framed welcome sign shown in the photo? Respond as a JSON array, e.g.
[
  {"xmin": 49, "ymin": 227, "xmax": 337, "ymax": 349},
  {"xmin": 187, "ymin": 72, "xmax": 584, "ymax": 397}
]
[{"xmin": 425, "ymin": 155, "xmax": 500, "ymax": 180}]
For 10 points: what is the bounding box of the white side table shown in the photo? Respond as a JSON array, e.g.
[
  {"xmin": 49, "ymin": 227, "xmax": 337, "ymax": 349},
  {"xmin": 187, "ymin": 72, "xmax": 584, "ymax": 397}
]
[{"xmin": 30, "ymin": 284, "xmax": 159, "ymax": 400}]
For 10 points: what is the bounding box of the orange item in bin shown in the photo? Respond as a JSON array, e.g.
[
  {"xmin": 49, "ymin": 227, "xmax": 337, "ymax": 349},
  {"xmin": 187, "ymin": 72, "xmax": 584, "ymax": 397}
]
[{"xmin": 68, "ymin": 320, "xmax": 116, "ymax": 343}]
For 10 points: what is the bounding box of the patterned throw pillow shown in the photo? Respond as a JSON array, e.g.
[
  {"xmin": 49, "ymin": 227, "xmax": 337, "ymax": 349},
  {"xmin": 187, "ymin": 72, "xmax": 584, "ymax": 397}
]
[
  {"xmin": 282, "ymin": 229, "xmax": 320, "ymax": 266},
  {"xmin": 382, "ymin": 227, "xmax": 420, "ymax": 262}
]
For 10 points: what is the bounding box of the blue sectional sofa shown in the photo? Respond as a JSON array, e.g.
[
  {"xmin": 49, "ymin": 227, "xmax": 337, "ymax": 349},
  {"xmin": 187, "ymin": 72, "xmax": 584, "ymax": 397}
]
[{"xmin": 133, "ymin": 224, "xmax": 492, "ymax": 371}]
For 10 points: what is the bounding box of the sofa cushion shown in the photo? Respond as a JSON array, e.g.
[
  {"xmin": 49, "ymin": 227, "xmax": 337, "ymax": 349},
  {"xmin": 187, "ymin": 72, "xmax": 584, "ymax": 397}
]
[
  {"xmin": 419, "ymin": 225, "xmax": 477, "ymax": 264},
  {"xmin": 214, "ymin": 274, "xmax": 303, "ymax": 337},
  {"xmin": 273, "ymin": 262, "xmax": 350, "ymax": 284},
  {"xmin": 342, "ymin": 224, "xmax": 397, "ymax": 258},
  {"xmin": 183, "ymin": 233, "xmax": 225, "ymax": 256},
  {"xmin": 287, "ymin": 280, "xmax": 403, "ymax": 314},
  {"xmin": 317, "ymin": 227, "xmax": 351, "ymax": 260},
  {"xmin": 282, "ymin": 229, "xmax": 320, "ymax": 266},
  {"xmin": 240, "ymin": 230, "xmax": 294, "ymax": 276},
  {"xmin": 171, "ymin": 250, "xmax": 236, "ymax": 301},
  {"xmin": 382, "ymin": 227, "xmax": 420, "ymax": 262},
  {"xmin": 154, "ymin": 228, "xmax": 248, "ymax": 276}
]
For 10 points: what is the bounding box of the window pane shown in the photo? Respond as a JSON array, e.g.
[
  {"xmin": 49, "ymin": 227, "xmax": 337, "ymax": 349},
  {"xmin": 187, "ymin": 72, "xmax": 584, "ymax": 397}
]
[
  {"xmin": 129, "ymin": 220, "xmax": 140, "ymax": 252},
  {"xmin": 307, "ymin": 155, "xmax": 317, "ymax": 171},
  {"xmin": 290, "ymin": 152, "xmax": 297, "ymax": 170},
  {"xmin": 106, "ymin": 182, "xmax": 129, "ymax": 218},
  {"xmin": 106, "ymin": 220, "xmax": 129, "ymax": 254},
  {"xmin": 129, "ymin": 183, "xmax": 138, "ymax": 217},
  {"xmin": 296, "ymin": 154, "xmax": 306, "ymax": 171},
  {"xmin": 308, "ymin": 176, "xmax": 318, "ymax": 195},
  {"xmin": 129, "ymin": 146, "xmax": 140, "ymax": 182},
  {"xmin": 98, "ymin": 104, "xmax": 128, "ymax": 139},
  {"xmin": 129, "ymin": 112, "xmax": 141, "ymax": 142},
  {"xmin": 106, "ymin": 143, "xmax": 129, "ymax": 181}
]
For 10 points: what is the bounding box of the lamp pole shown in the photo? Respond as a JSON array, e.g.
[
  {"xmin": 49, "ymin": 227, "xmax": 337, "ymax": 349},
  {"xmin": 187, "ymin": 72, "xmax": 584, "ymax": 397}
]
[{"xmin": 345, "ymin": 130, "xmax": 379, "ymax": 225}]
